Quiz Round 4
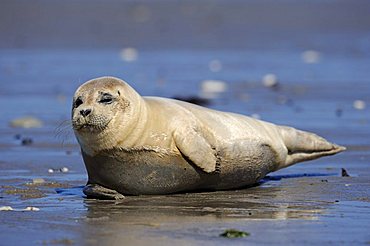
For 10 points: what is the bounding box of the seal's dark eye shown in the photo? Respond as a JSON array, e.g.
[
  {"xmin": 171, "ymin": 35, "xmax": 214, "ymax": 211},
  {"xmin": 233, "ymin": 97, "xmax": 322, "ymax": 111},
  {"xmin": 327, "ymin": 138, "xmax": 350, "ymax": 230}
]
[
  {"xmin": 74, "ymin": 97, "xmax": 83, "ymax": 108},
  {"xmin": 99, "ymin": 93, "xmax": 114, "ymax": 104}
]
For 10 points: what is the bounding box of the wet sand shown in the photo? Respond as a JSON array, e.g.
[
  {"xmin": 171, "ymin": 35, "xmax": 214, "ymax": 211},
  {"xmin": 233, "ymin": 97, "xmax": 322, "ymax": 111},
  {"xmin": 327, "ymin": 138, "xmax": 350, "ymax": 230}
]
[{"xmin": 1, "ymin": 1, "xmax": 370, "ymax": 245}]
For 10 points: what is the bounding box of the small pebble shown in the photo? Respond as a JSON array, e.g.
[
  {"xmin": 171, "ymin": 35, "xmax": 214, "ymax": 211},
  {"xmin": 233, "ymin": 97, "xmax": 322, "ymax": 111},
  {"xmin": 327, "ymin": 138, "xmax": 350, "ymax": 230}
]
[
  {"xmin": 24, "ymin": 207, "xmax": 40, "ymax": 211},
  {"xmin": 48, "ymin": 167, "xmax": 69, "ymax": 173},
  {"xmin": 208, "ymin": 59, "xmax": 222, "ymax": 72},
  {"xmin": 0, "ymin": 206, "xmax": 13, "ymax": 211},
  {"xmin": 21, "ymin": 138, "xmax": 33, "ymax": 146},
  {"xmin": 353, "ymin": 100, "xmax": 366, "ymax": 110},
  {"xmin": 1, "ymin": 206, "xmax": 40, "ymax": 212},
  {"xmin": 120, "ymin": 48, "xmax": 138, "ymax": 62},
  {"xmin": 200, "ymin": 80, "xmax": 227, "ymax": 99},
  {"xmin": 341, "ymin": 168, "xmax": 350, "ymax": 177},
  {"xmin": 10, "ymin": 116, "xmax": 43, "ymax": 128},
  {"xmin": 32, "ymin": 178, "xmax": 45, "ymax": 184},
  {"xmin": 60, "ymin": 167, "xmax": 69, "ymax": 173},
  {"xmin": 262, "ymin": 73, "xmax": 279, "ymax": 88},
  {"xmin": 301, "ymin": 50, "xmax": 321, "ymax": 64}
]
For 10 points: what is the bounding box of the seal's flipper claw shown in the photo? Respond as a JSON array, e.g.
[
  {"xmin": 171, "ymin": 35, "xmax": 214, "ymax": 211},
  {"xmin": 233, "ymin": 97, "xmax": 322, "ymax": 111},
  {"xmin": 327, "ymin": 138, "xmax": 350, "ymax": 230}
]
[
  {"xmin": 174, "ymin": 128, "xmax": 217, "ymax": 173},
  {"xmin": 83, "ymin": 184, "xmax": 125, "ymax": 200}
]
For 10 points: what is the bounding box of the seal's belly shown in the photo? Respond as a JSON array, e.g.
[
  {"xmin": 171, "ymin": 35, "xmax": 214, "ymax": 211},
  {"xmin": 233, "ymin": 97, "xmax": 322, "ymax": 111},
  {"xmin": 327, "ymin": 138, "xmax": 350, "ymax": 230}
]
[
  {"xmin": 82, "ymin": 143, "xmax": 279, "ymax": 195},
  {"xmin": 83, "ymin": 151, "xmax": 209, "ymax": 195}
]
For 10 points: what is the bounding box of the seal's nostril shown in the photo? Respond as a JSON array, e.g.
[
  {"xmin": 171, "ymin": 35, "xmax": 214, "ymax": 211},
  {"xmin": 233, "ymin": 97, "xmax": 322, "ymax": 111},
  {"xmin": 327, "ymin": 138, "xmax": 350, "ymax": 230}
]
[{"xmin": 80, "ymin": 109, "xmax": 92, "ymax": 117}]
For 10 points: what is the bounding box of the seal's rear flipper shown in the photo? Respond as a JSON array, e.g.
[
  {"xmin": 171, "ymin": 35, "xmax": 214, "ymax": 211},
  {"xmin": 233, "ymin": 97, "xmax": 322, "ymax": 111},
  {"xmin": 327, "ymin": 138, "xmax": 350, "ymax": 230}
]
[
  {"xmin": 278, "ymin": 126, "xmax": 346, "ymax": 170},
  {"xmin": 83, "ymin": 184, "xmax": 125, "ymax": 200}
]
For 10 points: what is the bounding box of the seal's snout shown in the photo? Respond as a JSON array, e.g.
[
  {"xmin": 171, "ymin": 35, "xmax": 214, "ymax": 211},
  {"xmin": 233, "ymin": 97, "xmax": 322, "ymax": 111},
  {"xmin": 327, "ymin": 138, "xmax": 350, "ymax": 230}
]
[
  {"xmin": 80, "ymin": 109, "xmax": 92, "ymax": 117},
  {"xmin": 72, "ymin": 105, "xmax": 111, "ymax": 133}
]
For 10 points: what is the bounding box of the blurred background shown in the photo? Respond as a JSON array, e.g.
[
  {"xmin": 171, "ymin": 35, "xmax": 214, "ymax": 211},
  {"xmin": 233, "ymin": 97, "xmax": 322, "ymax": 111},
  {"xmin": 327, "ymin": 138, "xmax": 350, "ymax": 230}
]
[
  {"xmin": 2, "ymin": 0, "xmax": 370, "ymax": 50},
  {"xmin": 0, "ymin": 0, "xmax": 369, "ymax": 149},
  {"xmin": 1, "ymin": 0, "xmax": 370, "ymax": 141},
  {"xmin": 1, "ymin": 1, "xmax": 370, "ymax": 244}
]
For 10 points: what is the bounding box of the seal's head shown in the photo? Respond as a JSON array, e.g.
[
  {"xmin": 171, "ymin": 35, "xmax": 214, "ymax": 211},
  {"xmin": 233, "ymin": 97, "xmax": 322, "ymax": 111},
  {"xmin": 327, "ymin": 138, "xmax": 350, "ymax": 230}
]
[{"xmin": 72, "ymin": 76, "xmax": 146, "ymax": 155}]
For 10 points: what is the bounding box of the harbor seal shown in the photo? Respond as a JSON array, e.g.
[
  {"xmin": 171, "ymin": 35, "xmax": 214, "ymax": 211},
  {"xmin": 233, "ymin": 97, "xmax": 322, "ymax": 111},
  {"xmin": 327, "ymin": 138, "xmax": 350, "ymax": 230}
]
[{"xmin": 72, "ymin": 76, "xmax": 345, "ymax": 199}]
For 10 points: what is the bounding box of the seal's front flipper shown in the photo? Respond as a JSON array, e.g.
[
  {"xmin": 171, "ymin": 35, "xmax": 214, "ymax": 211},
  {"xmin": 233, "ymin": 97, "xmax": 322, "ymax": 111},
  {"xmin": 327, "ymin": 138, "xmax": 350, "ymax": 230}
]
[
  {"xmin": 174, "ymin": 128, "xmax": 217, "ymax": 173},
  {"xmin": 83, "ymin": 184, "xmax": 125, "ymax": 200}
]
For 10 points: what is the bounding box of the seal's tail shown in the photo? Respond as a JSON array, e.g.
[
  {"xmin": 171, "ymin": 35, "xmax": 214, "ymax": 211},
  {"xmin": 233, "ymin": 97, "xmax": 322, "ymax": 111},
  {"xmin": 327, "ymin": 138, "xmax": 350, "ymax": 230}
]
[{"xmin": 277, "ymin": 126, "xmax": 346, "ymax": 170}]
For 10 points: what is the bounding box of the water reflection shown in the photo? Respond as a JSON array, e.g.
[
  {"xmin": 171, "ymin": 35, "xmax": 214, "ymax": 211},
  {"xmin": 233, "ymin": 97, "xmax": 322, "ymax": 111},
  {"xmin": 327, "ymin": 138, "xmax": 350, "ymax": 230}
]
[
  {"xmin": 76, "ymin": 181, "xmax": 330, "ymax": 245},
  {"xmin": 82, "ymin": 183, "xmax": 326, "ymax": 222}
]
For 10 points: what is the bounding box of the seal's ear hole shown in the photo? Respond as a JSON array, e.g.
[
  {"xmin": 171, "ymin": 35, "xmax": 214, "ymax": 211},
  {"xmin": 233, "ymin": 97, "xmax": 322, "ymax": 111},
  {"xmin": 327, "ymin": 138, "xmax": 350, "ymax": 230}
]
[{"xmin": 117, "ymin": 90, "xmax": 121, "ymax": 96}]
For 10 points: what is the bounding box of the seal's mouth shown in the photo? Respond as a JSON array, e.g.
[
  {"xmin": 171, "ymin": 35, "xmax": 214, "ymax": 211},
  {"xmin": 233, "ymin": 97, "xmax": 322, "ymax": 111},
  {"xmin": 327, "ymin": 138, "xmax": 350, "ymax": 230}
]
[
  {"xmin": 72, "ymin": 113, "xmax": 112, "ymax": 134},
  {"xmin": 72, "ymin": 118, "xmax": 112, "ymax": 133},
  {"xmin": 73, "ymin": 123, "xmax": 105, "ymax": 133},
  {"xmin": 79, "ymin": 124, "xmax": 97, "ymax": 131}
]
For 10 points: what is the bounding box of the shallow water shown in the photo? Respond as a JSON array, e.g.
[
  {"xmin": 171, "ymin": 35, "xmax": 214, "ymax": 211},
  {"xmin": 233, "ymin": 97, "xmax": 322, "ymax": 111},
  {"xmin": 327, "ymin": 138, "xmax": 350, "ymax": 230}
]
[{"xmin": 1, "ymin": 0, "xmax": 370, "ymax": 245}]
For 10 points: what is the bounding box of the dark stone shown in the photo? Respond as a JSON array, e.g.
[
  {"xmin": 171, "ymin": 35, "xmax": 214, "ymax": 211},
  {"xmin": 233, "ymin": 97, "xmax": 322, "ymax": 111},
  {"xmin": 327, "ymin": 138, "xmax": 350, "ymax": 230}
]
[{"xmin": 341, "ymin": 168, "xmax": 350, "ymax": 177}]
